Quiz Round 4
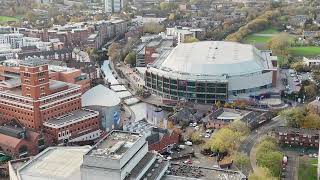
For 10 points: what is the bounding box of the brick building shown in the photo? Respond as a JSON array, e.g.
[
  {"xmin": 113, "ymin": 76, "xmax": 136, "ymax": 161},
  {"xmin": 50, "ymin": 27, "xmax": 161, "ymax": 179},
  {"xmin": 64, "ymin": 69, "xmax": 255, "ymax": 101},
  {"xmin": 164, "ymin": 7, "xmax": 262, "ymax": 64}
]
[
  {"xmin": 272, "ymin": 127, "xmax": 319, "ymax": 148},
  {"xmin": 0, "ymin": 59, "xmax": 90, "ymax": 92},
  {"xmin": 0, "ymin": 58, "xmax": 101, "ymax": 148}
]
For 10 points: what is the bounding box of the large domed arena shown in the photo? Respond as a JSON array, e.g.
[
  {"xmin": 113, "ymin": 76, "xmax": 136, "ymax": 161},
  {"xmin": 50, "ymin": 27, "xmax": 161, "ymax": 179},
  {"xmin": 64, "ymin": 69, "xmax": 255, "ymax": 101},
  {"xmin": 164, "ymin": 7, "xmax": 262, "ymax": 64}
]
[{"xmin": 145, "ymin": 41, "xmax": 278, "ymax": 104}]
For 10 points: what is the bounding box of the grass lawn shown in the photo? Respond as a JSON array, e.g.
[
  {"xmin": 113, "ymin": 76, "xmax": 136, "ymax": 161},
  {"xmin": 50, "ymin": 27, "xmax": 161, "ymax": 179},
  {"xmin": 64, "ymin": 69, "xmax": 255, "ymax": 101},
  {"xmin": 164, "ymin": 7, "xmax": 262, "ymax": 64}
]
[
  {"xmin": 289, "ymin": 46, "xmax": 320, "ymax": 57},
  {"xmin": 0, "ymin": 16, "xmax": 18, "ymax": 22},
  {"xmin": 298, "ymin": 157, "xmax": 317, "ymax": 180},
  {"xmin": 256, "ymin": 27, "xmax": 279, "ymax": 34},
  {"xmin": 242, "ymin": 27, "xmax": 280, "ymax": 45}
]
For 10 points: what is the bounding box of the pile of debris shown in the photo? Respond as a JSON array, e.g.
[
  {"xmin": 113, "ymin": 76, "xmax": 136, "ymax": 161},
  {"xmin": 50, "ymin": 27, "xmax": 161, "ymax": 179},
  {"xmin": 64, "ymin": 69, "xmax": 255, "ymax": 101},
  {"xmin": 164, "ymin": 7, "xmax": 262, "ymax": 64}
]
[{"xmin": 169, "ymin": 164, "xmax": 204, "ymax": 178}]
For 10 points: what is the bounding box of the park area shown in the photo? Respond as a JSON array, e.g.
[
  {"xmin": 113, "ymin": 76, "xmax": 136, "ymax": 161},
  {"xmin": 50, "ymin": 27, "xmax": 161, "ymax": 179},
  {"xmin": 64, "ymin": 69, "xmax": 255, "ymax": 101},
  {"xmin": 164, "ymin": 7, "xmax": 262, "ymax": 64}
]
[
  {"xmin": 242, "ymin": 27, "xmax": 280, "ymax": 48},
  {"xmin": 0, "ymin": 16, "xmax": 19, "ymax": 23},
  {"xmin": 289, "ymin": 46, "xmax": 320, "ymax": 57},
  {"xmin": 298, "ymin": 157, "xmax": 317, "ymax": 180}
]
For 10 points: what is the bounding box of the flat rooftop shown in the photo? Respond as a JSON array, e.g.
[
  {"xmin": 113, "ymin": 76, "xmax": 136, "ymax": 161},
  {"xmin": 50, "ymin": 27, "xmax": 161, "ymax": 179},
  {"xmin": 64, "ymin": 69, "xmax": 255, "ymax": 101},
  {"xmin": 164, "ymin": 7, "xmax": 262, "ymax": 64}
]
[
  {"xmin": 17, "ymin": 146, "xmax": 91, "ymax": 180},
  {"xmin": 43, "ymin": 109, "xmax": 98, "ymax": 128},
  {"xmin": 88, "ymin": 131, "xmax": 141, "ymax": 160},
  {"xmin": 20, "ymin": 58, "xmax": 48, "ymax": 67}
]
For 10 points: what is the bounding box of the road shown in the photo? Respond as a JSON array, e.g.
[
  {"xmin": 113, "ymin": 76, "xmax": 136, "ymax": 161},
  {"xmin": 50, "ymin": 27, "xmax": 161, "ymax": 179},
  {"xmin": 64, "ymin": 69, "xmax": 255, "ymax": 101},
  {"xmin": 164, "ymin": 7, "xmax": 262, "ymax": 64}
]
[{"xmin": 239, "ymin": 115, "xmax": 285, "ymax": 173}]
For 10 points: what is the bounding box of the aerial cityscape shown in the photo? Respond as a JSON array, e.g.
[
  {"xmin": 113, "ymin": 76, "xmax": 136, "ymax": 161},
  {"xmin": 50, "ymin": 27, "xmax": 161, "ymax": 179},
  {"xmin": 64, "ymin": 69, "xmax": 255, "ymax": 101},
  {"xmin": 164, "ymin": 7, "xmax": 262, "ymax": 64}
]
[{"xmin": 0, "ymin": 0, "xmax": 319, "ymax": 179}]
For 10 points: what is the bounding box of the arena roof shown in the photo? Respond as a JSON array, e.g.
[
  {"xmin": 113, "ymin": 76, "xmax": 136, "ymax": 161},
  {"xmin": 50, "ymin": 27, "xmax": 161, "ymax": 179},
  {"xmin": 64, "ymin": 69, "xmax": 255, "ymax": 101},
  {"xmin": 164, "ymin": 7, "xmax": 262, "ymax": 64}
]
[{"xmin": 153, "ymin": 41, "xmax": 272, "ymax": 77}]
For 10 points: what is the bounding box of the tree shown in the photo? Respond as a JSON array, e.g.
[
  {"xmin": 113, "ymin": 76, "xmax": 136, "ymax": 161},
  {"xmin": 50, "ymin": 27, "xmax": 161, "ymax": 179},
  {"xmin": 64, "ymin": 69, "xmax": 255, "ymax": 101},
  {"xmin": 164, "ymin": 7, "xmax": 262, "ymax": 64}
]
[
  {"xmin": 204, "ymin": 128, "xmax": 240, "ymax": 153},
  {"xmin": 302, "ymin": 113, "xmax": 320, "ymax": 129},
  {"xmin": 215, "ymin": 101, "xmax": 221, "ymax": 108},
  {"xmin": 107, "ymin": 43, "xmax": 120, "ymax": 61},
  {"xmin": 233, "ymin": 152, "xmax": 250, "ymax": 172},
  {"xmin": 183, "ymin": 36, "xmax": 199, "ymax": 43},
  {"xmin": 267, "ymin": 33, "xmax": 292, "ymax": 57},
  {"xmin": 257, "ymin": 151, "xmax": 283, "ymax": 177},
  {"xmin": 280, "ymin": 107, "xmax": 306, "ymax": 128},
  {"xmin": 191, "ymin": 131, "xmax": 201, "ymax": 144},
  {"xmin": 303, "ymin": 84, "xmax": 317, "ymax": 100},
  {"xmin": 249, "ymin": 167, "xmax": 277, "ymax": 180},
  {"xmin": 55, "ymin": 15, "xmax": 66, "ymax": 25},
  {"xmin": 228, "ymin": 120, "xmax": 250, "ymax": 137},
  {"xmin": 143, "ymin": 22, "xmax": 165, "ymax": 34},
  {"xmin": 124, "ymin": 52, "xmax": 136, "ymax": 67},
  {"xmin": 255, "ymin": 137, "xmax": 283, "ymax": 177},
  {"xmin": 168, "ymin": 13, "xmax": 176, "ymax": 21}
]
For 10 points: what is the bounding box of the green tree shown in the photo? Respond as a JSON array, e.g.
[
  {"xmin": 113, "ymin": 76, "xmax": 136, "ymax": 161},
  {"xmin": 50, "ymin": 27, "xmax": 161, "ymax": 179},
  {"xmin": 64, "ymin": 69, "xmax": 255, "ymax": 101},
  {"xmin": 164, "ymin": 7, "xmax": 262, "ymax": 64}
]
[
  {"xmin": 303, "ymin": 84, "xmax": 317, "ymax": 100},
  {"xmin": 233, "ymin": 152, "xmax": 250, "ymax": 172},
  {"xmin": 249, "ymin": 167, "xmax": 277, "ymax": 180},
  {"xmin": 280, "ymin": 107, "xmax": 306, "ymax": 128},
  {"xmin": 124, "ymin": 52, "xmax": 136, "ymax": 67},
  {"xmin": 204, "ymin": 128, "xmax": 240, "ymax": 153},
  {"xmin": 256, "ymin": 151, "xmax": 283, "ymax": 177}
]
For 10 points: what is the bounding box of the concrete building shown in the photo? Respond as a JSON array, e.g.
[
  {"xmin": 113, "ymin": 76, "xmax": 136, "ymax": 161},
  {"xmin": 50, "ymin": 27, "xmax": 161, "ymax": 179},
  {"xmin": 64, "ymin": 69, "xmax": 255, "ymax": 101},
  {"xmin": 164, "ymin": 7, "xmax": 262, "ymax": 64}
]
[
  {"xmin": 166, "ymin": 26, "xmax": 205, "ymax": 44},
  {"xmin": 105, "ymin": 0, "xmax": 124, "ymax": 13},
  {"xmin": 8, "ymin": 146, "xmax": 91, "ymax": 180},
  {"xmin": 81, "ymin": 131, "xmax": 169, "ymax": 180},
  {"xmin": 82, "ymin": 85, "xmax": 121, "ymax": 132},
  {"xmin": 145, "ymin": 41, "xmax": 278, "ymax": 104}
]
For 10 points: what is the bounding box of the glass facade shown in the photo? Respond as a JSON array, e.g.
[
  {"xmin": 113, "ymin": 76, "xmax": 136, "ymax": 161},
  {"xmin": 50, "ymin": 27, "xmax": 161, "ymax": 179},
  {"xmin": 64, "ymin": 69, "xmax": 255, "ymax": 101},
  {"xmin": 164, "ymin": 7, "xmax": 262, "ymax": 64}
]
[{"xmin": 145, "ymin": 71, "xmax": 228, "ymax": 104}]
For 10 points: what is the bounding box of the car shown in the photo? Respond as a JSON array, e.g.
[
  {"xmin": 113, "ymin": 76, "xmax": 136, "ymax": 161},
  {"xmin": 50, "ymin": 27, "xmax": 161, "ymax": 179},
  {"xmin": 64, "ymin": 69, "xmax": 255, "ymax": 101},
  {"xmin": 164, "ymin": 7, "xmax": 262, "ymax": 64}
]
[
  {"xmin": 195, "ymin": 126, "xmax": 199, "ymax": 130},
  {"xmin": 205, "ymin": 134, "xmax": 211, "ymax": 138},
  {"xmin": 185, "ymin": 141, "xmax": 192, "ymax": 146},
  {"xmin": 206, "ymin": 129, "xmax": 213, "ymax": 134},
  {"xmin": 183, "ymin": 159, "xmax": 192, "ymax": 164}
]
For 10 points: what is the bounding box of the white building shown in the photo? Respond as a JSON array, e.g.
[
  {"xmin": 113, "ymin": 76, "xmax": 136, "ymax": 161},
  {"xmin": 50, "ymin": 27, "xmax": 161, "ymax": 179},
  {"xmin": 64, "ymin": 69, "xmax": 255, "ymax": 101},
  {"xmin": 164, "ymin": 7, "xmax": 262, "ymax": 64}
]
[
  {"xmin": 0, "ymin": 33, "xmax": 23, "ymax": 48},
  {"xmin": 81, "ymin": 131, "xmax": 169, "ymax": 180},
  {"xmin": 166, "ymin": 26, "xmax": 205, "ymax": 44},
  {"xmin": 303, "ymin": 56, "xmax": 320, "ymax": 66},
  {"xmin": 81, "ymin": 85, "xmax": 121, "ymax": 132}
]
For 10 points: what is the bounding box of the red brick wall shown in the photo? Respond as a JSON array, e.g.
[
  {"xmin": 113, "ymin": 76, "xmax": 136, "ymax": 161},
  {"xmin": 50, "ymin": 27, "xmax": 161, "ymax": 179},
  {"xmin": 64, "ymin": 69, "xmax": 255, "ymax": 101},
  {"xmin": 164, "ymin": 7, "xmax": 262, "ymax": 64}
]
[{"xmin": 148, "ymin": 132, "xmax": 180, "ymax": 152}]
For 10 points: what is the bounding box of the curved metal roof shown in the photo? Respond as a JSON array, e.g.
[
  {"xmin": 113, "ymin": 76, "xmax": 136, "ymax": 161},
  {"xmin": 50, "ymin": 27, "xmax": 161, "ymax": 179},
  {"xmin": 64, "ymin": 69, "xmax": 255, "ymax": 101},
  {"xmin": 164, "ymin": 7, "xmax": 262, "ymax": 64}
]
[{"xmin": 158, "ymin": 41, "xmax": 267, "ymax": 77}]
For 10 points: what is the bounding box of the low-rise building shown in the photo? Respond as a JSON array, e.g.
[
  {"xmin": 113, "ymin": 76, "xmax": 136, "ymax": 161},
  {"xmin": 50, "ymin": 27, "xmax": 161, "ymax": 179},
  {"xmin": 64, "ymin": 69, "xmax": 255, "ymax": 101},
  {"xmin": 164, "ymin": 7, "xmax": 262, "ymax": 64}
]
[
  {"xmin": 272, "ymin": 126, "xmax": 319, "ymax": 148},
  {"xmin": 303, "ymin": 56, "xmax": 320, "ymax": 67}
]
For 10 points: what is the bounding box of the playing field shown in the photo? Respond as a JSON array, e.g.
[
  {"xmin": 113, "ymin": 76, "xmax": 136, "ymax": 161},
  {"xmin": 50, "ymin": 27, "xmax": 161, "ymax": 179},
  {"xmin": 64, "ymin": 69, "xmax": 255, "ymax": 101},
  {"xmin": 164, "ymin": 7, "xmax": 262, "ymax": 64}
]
[
  {"xmin": 289, "ymin": 46, "xmax": 320, "ymax": 57},
  {"xmin": 0, "ymin": 16, "xmax": 18, "ymax": 22},
  {"xmin": 298, "ymin": 157, "xmax": 317, "ymax": 180},
  {"xmin": 242, "ymin": 27, "xmax": 280, "ymax": 45}
]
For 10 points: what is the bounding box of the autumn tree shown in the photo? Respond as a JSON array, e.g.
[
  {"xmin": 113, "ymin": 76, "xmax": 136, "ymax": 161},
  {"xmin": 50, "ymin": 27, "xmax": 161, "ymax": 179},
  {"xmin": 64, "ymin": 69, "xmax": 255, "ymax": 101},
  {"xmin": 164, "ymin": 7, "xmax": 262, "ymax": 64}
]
[
  {"xmin": 249, "ymin": 167, "xmax": 277, "ymax": 180},
  {"xmin": 267, "ymin": 33, "xmax": 293, "ymax": 57},
  {"xmin": 280, "ymin": 107, "xmax": 306, "ymax": 128},
  {"xmin": 107, "ymin": 42, "xmax": 121, "ymax": 61},
  {"xmin": 143, "ymin": 22, "xmax": 164, "ymax": 34}
]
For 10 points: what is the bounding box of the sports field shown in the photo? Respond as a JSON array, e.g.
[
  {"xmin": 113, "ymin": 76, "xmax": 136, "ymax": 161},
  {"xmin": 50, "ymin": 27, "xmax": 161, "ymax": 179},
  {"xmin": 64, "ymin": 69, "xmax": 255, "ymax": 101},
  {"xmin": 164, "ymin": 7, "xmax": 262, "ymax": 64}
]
[
  {"xmin": 242, "ymin": 27, "xmax": 280, "ymax": 44},
  {"xmin": 0, "ymin": 16, "xmax": 19, "ymax": 22},
  {"xmin": 289, "ymin": 46, "xmax": 320, "ymax": 57}
]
